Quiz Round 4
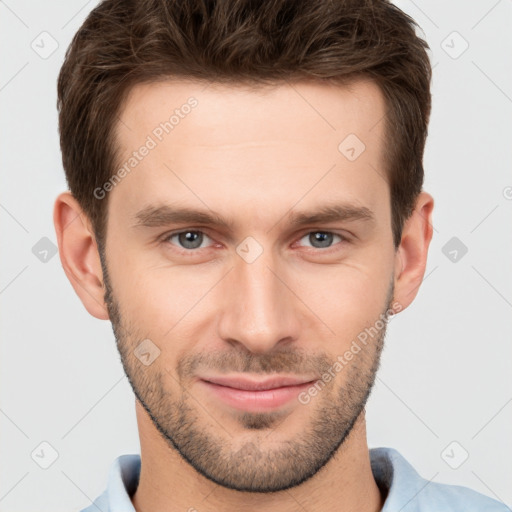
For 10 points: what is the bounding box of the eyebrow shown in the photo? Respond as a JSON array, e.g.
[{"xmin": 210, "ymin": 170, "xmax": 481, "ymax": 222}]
[{"xmin": 133, "ymin": 203, "xmax": 375, "ymax": 230}]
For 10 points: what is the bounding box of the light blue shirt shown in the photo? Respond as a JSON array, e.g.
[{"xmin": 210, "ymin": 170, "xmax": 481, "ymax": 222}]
[{"xmin": 81, "ymin": 447, "xmax": 509, "ymax": 511}]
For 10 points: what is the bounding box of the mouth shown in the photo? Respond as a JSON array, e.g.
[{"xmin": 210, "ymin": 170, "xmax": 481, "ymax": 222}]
[{"xmin": 198, "ymin": 374, "xmax": 318, "ymax": 412}]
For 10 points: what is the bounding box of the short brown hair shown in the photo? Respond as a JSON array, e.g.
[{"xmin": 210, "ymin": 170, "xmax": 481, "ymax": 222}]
[{"xmin": 57, "ymin": 0, "xmax": 431, "ymax": 251}]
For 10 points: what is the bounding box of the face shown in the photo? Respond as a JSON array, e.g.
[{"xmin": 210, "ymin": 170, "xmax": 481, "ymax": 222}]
[{"xmin": 100, "ymin": 78, "xmax": 399, "ymax": 492}]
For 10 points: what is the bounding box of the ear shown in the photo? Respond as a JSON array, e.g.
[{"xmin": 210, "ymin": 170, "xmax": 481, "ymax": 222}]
[
  {"xmin": 391, "ymin": 191, "xmax": 434, "ymax": 312},
  {"xmin": 53, "ymin": 191, "xmax": 109, "ymax": 320}
]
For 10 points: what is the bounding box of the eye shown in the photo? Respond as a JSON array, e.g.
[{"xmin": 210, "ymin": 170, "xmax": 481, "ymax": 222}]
[
  {"xmin": 164, "ymin": 230, "xmax": 214, "ymax": 250},
  {"xmin": 297, "ymin": 231, "xmax": 346, "ymax": 250},
  {"xmin": 160, "ymin": 229, "xmax": 347, "ymax": 254}
]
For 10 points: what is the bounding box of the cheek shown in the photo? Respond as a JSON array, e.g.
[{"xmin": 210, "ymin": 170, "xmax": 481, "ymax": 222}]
[
  {"xmin": 292, "ymin": 261, "xmax": 392, "ymax": 342},
  {"xmin": 107, "ymin": 228, "xmax": 394, "ymax": 347},
  {"xmin": 109, "ymin": 252, "xmax": 218, "ymax": 339}
]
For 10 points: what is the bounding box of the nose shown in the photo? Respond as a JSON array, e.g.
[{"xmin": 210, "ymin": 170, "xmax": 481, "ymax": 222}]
[{"xmin": 217, "ymin": 248, "xmax": 301, "ymax": 355}]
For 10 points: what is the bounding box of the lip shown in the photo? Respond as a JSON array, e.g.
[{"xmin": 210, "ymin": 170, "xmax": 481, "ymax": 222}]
[
  {"xmin": 201, "ymin": 375, "xmax": 316, "ymax": 390},
  {"xmin": 198, "ymin": 374, "xmax": 317, "ymax": 412}
]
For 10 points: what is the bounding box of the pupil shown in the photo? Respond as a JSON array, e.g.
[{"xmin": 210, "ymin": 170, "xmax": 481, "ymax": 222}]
[
  {"xmin": 179, "ymin": 231, "xmax": 202, "ymax": 249},
  {"xmin": 311, "ymin": 232, "xmax": 332, "ymax": 248}
]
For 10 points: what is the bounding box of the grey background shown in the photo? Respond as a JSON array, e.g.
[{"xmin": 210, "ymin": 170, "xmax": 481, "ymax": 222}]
[{"xmin": 1, "ymin": 0, "xmax": 511, "ymax": 510}]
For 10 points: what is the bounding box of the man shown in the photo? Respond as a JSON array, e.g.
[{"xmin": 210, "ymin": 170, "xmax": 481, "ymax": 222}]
[{"xmin": 53, "ymin": 0, "xmax": 508, "ymax": 511}]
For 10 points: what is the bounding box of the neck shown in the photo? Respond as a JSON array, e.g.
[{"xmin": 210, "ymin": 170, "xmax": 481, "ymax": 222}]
[{"xmin": 131, "ymin": 401, "xmax": 383, "ymax": 512}]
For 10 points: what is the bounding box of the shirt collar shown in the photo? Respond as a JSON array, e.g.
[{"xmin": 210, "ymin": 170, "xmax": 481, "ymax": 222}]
[{"xmin": 88, "ymin": 447, "xmax": 429, "ymax": 512}]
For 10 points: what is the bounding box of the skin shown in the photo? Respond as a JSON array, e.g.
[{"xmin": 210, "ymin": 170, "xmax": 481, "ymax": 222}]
[{"xmin": 54, "ymin": 78, "xmax": 434, "ymax": 512}]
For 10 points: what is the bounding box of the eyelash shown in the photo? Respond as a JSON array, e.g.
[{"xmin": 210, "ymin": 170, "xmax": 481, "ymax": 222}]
[{"xmin": 160, "ymin": 229, "xmax": 349, "ymax": 255}]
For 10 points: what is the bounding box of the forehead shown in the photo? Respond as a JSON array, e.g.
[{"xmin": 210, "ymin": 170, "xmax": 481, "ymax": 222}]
[
  {"xmin": 117, "ymin": 77, "xmax": 386, "ymax": 145},
  {"xmin": 110, "ymin": 78, "xmax": 389, "ymax": 230}
]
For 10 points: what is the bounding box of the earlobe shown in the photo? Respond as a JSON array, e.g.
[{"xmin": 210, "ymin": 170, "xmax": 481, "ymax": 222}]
[
  {"xmin": 53, "ymin": 191, "xmax": 110, "ymax": 320},
  {"xmin": 392, "ymin": 191, "xmax": 434, "ymax": 312}
]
